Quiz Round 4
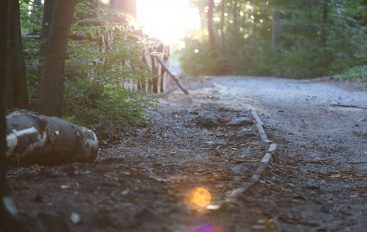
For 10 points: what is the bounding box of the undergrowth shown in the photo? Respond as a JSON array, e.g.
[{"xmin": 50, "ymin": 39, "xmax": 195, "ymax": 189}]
[
  {"xmin": 64, "ymin": 79, "xmax": 156, "ymax": 127},
  {"xmin": 337, "ymin": 65, "xmax": 367, "ymax": 83}
]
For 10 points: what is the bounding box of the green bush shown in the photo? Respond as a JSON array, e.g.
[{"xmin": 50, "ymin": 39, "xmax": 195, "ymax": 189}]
[
  {"xmin": 19, "ymin": 1, "xmax": 157, "ymax": 128},
  {"xmin": 337, "ymin": 65, "xmax": 367, "ymax": 83},
  {"xmin": 179, "ymin": 39, "xmax": 217, "ymax": 76},
  {"xmin": 64, "ymin": 79, "xmax": 156, "ymax": 127},
  {"xmin": 62, "ymin": 2, "xmax": 159, "ymax": 128},
  {"xmin": 179, "ymin": 1, "xmax": 367, "ymax": 79}
]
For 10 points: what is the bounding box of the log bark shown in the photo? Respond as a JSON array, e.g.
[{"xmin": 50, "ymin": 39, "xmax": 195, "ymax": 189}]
[{"xmin": 6, "ymin": 111, "xmax": 98, "ymax": 165}]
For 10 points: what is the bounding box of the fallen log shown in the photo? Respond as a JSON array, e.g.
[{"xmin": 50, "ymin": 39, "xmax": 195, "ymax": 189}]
[{"xmin": 6, "ymin": 111, "xmax": 98, "ymax": 165}]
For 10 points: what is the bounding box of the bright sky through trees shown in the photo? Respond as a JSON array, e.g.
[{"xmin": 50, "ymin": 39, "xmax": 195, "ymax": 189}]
[{"xmin": 136, "ymin": 0, "xmax": 200, "ymax": 45}]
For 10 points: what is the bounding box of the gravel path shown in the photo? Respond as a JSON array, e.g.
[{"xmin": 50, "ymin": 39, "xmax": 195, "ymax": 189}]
[
  {"xmin": 6, "ymin": 76, "xmax": 367, "ymax": 232},
  {"xmin": 204, "ymin": 76, "xmax": 367, "ymax": 231}
]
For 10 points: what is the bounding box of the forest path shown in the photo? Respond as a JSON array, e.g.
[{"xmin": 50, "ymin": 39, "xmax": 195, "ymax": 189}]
[
  {"xmin": 7, "ymin": 76, "xmax": 367, "ymax": 232},
  {"xmin": 201, "ymin": 76, "xmax": 367, "ymax": 231}
]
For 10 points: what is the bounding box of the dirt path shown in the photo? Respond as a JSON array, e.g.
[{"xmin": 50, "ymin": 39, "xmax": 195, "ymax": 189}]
[
  {"xmin": 7, "ymin": 76, "xmax": 367, "ymax": 232},
  {"xmin": 204, "ymin": 76, "xmax": 367, "ymax": 231}
]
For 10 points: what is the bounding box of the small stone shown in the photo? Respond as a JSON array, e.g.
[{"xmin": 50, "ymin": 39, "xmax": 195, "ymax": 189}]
[
  {"xmin": 33, "ymin": 194, "xmax": 43, "ymax": 203},
  {"xmin": 196, "ymin": 115, "xmax": 219, "ymax": 128},
  {"xmin": 121, "ymin": 189, "xmax": 129, "ymax": 195},
  {"xmin": 213, "ymin": 139, "xmax": 227, "ymax": 145},
  {"xmin": 60, "ymin": 184, "xmax": 71, "ymax": 190},
  {"xmin": 207, "ymin": 204, "xmax": 221, "ymax": 210},
  {"xmin": 252, "ymin": 225, "xmax": 266, "ymax": 230},
  {"xmin": 240, "ymin": 147, "xmax": 252, "ymax": 157},
  {"xmin": 227, "ymin": 117, "xmax": 254, "ymax": 127},
  {"xmin": 288, "ymin": 183, "xmax": 295, "ymax": 188},
  {"xmin": 231, "ymin": 164, "xmax": 246, "ymax": 175},
  {"xmin": 70, "ymin": 212, "xmax": 82, "ymax": 225},
  {"xmin": 206, "ymin": 141, "xmax": 215, "ymax": 145},
  {"xmin": 175, "ymin": 96, "xmax": 193, "ymax": 105},
  {"xmin": 320, "ymin": 206, "xmax": 330, "ymax": 213},
  {"xmin": 237, "ymin": 127, "xmax": 257, "ymax": 138}
]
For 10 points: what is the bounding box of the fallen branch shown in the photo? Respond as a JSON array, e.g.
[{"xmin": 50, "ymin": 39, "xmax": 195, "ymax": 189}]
[
  {"xmin": 330, "ymin": 104, "xmax": 367, "ymax": 110},
  {"xmin": 154, "ymin": 56, "xmax": 189, "ymax": 95}
]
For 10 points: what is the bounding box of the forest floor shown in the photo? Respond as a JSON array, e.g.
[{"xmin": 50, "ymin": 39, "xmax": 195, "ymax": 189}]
[{"xmin": 7, "ymin": 76, "xmax": 367, "ymax": 232}]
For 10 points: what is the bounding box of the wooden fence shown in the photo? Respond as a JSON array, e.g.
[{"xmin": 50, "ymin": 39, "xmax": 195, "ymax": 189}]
[{"xmin": 121, "ymin": 37, "xmax": 188, "ymax": 95}]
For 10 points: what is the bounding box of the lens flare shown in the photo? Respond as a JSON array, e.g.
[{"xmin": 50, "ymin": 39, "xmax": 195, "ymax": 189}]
[
  {"xmin": 195, "ymin": 224, "xmax": 215, "ymax": 232},
  {"xmin": 188, "ymin": 187, "xmax": 212, "ymax": 209},
  {"xmin": 192, "ymin": 224, "xmax": 225, "ymax": 232}
]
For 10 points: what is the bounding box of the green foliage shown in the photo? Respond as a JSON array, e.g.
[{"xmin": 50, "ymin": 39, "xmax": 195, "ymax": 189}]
[
  {"xmin": 19, "ymin": 1, "xmax": 157, "ymax": 128},
  {"xmin": 180, "ymin": 39, "xmax": 217, "ymax": 76},
  {"xmin": 337, "ymin": 65, "xmax": 367, "ymax": 83},
  {"xmin": 62, "ymin": 2, "xmax": 156, "ymax": 127},
  {"xmin": 19, "ymin": 0, "xmax": 43, "ymax": 105},
  {"xmin": 180, "ymin": 0, "xmax": 367, "ymax": 79},
  {"xmin": 64, "ymin": 78, "xmax": 156, "ymax": 127}
]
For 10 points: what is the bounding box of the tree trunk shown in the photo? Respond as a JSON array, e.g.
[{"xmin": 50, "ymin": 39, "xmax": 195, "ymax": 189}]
[
  {"xmin": 220, "ymin": 0, "xmax": 226, "ymax": 53},
  {"xmin": 272, "ymin": 10, "xmax": 281, "ymax": 52},
  {"xmin": 40, "ymin": 0, "xmax": 56, "ymax": 40},
  {"xmin": 0, "ymin": 2, "xmax": 29, "ymax": 231},
  {"xmin": 3, "ymin": 0, "xmax": 28, "ymax": 110},
  {"xmin": 208, "ymin": 0, "xmax": 216, "ymax": 50},
  {"xmin": 39, "ymin": 0, "xmax": 77, "ymax": 116},
  {"xmin": 0, "ymin": 0, "xmax": 9, "ymax": 206},
  {"xmin": 197, "ymin": 0, "xmax": 207, "ymax": 30},
  {"xmin": 232, "ymin": 0, "xmax": 239, "ymax": 49},
  {"xmin": 39, "ymin": 0, "xmax": 56, "ymax": 79},
  {"xmin": 307, "ymin": 0, "xmax": 312, "ymax": 20},
  {"xmin": 6, "ymin": 111, "xmax": 98, "ymax": 165},
  {"xmin": 321, "ymin": 0, "xmax": 328, "ymax": 45}
]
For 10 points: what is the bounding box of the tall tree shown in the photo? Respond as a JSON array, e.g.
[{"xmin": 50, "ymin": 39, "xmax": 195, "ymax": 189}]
[
  {"xmin": 307, "ymin": 0, "xmax": 312, "ymax": 20},
  {"xmin": 0, "ymin": 0, "xmax": 10, "ymax": 223},
  {"xmin": 208, "ymin": 0, "xmax": 216, "ymax": 49},
  {"xmin": 232, "ymin": 0, "xmax": 239, "ymax": 49},
  {"xmin": 220, "ymin": 0, "xmax": 226, "ymax": 52},
  {"xmin": 272, "ymin": 10, "xmax": 281, "ymax": 52},
  {"xmin": 3, "ymin": 0, "xmax": 28, "ymax": 110},
  {"xmin": 39, "ymin": 0, "xmax": 77, "ymax": 116},
  {"xmin": 321, "ymin": 0, "xmax": 329, "ymax": 45},
  {"xmin": 0, "ymin": 1, "xmax": 29, "ymax": 231},
  {"xmin": 40, "ymin": 0, "xmax": 56, "ymax": 40}
]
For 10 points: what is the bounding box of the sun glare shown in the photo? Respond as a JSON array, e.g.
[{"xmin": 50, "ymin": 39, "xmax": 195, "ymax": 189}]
[{"xmin": 137, "ymin": 0, "xmax": 200, "ymax": 45}]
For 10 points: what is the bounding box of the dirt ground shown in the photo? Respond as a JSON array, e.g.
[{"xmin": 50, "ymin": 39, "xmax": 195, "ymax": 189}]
[{"xmin": 7, "ymin": 76, "xmax": 367, "ymax": 232}]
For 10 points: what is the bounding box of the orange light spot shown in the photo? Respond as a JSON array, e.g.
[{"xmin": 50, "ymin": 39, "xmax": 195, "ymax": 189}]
[{"xmin": 189, "ymin": 187, "xmax": 212, "ymax": 208}]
